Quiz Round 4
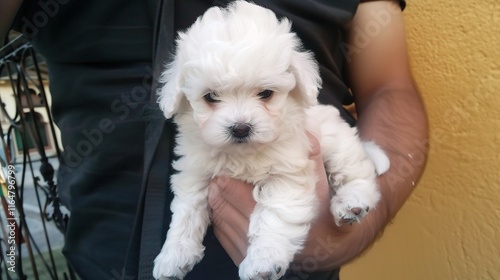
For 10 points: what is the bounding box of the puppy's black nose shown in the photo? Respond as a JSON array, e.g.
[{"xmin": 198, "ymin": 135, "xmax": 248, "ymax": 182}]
[{"xmin": 230, "ymin": 123, "xmax": 252, "ymax": 139}]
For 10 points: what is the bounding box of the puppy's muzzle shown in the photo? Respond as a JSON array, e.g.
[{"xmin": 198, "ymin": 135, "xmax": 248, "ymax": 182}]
[{"xmin": 230, "ymin": 123, "xmax": 252, "ymax": 142}]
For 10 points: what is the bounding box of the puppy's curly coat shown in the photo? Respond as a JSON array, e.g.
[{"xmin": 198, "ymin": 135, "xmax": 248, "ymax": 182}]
[{"xmin": 153, "ymin": 2, "xmax": 389, "ymax": 279}]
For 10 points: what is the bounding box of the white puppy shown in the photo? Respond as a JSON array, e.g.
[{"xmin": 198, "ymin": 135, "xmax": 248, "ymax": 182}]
[{"xmin": 153, "ymin": 1, "xmax": 389, "ymax": 280}]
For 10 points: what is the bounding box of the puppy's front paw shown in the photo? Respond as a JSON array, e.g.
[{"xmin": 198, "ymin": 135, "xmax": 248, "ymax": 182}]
[
  {"xmin": 239, "ymin": 256, "xmax": 287, "ymax": 280},
  {"xmin": 238, "ymin": 242, "xmax": 294, "ymax": 280},
  {"xmin": 330, "ymin": 179, "xmax": 380, "ymax": 226},
  {"xmin": 152, "ymin": 243, "xmax": 204, "ymax": 280}
]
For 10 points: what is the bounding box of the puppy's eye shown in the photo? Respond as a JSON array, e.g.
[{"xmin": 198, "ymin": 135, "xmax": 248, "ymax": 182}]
[
  {"xmin": 204, "ymin": 92, "xmax": 220, "ymax": 103},
  {"xmin": 257, "ymin": 89, "xmax": 273, "ymax": 100}
]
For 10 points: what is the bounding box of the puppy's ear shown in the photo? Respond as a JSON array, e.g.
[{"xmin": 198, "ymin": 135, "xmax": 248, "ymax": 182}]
[
  {"xmin": 289, "ymin": 50, "xmax": 322, "ymax": 107},
  {"xmin": 157, "ymin": 60, "xmax": 184, "ymax": 119}
]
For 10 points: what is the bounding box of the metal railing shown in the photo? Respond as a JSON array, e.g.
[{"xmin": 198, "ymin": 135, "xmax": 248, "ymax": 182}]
[{"xmin": 0, "ymin": 35, "xmax": 75, "ymax": 280}]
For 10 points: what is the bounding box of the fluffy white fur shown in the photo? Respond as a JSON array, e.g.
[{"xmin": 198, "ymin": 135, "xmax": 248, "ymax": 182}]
[{"xmin": 153, "ymin": 2, "xmax": 389, "ymax": 280}]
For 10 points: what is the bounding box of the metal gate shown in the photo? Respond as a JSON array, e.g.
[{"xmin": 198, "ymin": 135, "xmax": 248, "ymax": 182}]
[{"xmin": 0, "ymin": 34, "xmax": 75, "ymax": 280}]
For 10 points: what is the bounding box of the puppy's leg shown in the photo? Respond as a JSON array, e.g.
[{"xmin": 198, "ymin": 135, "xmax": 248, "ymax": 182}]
[
  {"xmin": 153, "ymin": 172, "xmax": 209, "ymax": 280},
  {"xmin": 239, "ymin": 176, "xmax": 317, "ymax": 280},
  {"xmin": 307, "ymin": 105, "xmax": 387, "ymax": 226}
]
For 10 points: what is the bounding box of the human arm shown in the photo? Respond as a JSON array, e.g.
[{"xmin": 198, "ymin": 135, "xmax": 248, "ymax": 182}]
[
  {"xmin": 0, "ymin": 0, "xmax": 23, "ymax": 45},
  {"xmin": 302, "ymin": 0, "xmax": 429, "ymax": 268},
  {"xmin": 348, "ymin": 0, "xmax": 428, "ymax": 227},
  {"xmin": 208, "ymin": 0, "xmax": 428, "ymax": 270}
]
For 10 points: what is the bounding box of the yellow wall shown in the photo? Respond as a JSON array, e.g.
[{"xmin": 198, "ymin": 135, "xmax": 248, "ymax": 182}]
[{"xmin": 341, "ymin": 0, "xmax": 500, "ymax": 279}]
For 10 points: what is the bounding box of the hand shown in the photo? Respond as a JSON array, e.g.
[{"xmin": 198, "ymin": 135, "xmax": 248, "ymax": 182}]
[{"xmin": 207, "ymin": 134, "xmax": 376, "ymax": 271}]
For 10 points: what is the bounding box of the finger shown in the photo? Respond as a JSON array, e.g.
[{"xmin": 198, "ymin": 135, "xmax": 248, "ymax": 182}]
[
  {"xmin": 213, "ymin": 176, "xmax": 256, "ymax": 217},
  {"xmin": 208, "ymin": 180, "xmax": 251, "ymax": 265},
  {"xmin": 212, "ymin": 216, "xmax": 247, "ymax": 265},
  {"xmin": 208, "ymin": 181, "xmax": 250, "ymax": 238},
  {"xmin": 306, "ymin": 131, "xmax": 321, "ymax": 159}
]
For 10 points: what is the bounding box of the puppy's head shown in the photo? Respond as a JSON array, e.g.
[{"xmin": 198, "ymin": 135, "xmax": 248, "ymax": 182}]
[{"xmin": 158, "ymin": 1, "xmax": 321, "ymax": 148}]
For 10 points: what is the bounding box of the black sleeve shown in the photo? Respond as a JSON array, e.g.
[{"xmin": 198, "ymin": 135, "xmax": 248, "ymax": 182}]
[
  {"xmin": 10, "ymin": 0, "xmax": 37, "ymax": 32},
  {"xmin": 360, "ymin": 0, "xmax": 406, "ymax": 10},
  {"xmin": 399, "ymin": 0, "xmax": 406, "ymax": 10}
]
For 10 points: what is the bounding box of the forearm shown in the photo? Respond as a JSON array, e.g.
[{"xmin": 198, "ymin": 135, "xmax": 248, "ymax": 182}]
[
  {"xmin": 356, "ymin": 83, "xmax": 427, "ymax": 247},
  {"xmin": 323, "ymin": 0, "xmax": 429, "ymax": 266},
  {"xmin": 358, "ymin": 81, "xmax": 428, "ymax": 219}
]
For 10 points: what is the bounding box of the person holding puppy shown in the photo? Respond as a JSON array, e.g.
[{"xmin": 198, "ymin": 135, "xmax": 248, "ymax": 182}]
[{"xmin": 1, "ymin": 0, "xmax": 427, "ymax": 279}]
